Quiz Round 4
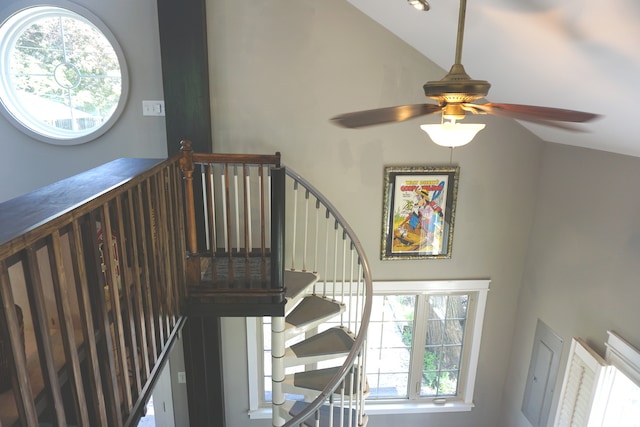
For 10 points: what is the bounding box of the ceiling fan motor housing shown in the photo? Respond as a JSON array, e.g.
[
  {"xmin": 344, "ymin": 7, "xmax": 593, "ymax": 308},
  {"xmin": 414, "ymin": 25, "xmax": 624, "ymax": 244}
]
[{"xmin": 423, "ymin": 64, "xmax": 491, "ymax": 118}]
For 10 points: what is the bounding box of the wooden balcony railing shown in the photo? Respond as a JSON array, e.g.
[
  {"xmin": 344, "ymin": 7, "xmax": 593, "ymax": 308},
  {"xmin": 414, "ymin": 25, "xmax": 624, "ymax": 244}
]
[
  {"xmin": 0, "ymin": 157, "xmax": 187, "ymax": 426},
  {"xmin": 178, "ymin": 140, "xmax": 286, "ymax": 316}
]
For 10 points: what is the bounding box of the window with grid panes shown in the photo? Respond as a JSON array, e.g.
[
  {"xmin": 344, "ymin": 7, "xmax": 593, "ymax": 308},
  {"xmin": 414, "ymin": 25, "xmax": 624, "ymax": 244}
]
[{"xmin": 247, "ymin": 280, "xmax": 489, "ymax": 417}]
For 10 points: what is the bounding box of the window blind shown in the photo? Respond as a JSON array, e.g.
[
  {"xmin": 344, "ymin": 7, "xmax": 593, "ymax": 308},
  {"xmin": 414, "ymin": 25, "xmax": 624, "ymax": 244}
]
[{"xmin": 553, "ymin": 338, "xmax": 611, "ymax": 427}]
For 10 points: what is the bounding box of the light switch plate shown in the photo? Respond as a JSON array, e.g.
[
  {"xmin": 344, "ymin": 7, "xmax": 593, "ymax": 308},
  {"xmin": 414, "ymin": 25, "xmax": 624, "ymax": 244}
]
[{"xmin": 142, "ymin": 100, "xmax": 165, "ymax": 116}]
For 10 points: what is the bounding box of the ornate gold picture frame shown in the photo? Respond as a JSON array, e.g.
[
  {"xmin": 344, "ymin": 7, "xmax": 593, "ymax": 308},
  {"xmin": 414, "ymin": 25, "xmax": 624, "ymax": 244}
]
[{"xmin": 381, "ymin": 165, "xmax": 459, "ymax": 260}]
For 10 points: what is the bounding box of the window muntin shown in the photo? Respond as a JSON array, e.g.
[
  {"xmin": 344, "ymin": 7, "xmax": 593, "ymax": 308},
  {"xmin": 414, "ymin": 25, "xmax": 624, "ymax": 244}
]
[
  {"xmin": 0, "ymin": 3, "xmax": 128, "ymax": 145},
  {"xmin": 368, "ymin": 293, "xmax": 470, "ymax": 401},
  {"xmin": 248, "ymin": 280, "xmax": 489, "ymax": 416}
]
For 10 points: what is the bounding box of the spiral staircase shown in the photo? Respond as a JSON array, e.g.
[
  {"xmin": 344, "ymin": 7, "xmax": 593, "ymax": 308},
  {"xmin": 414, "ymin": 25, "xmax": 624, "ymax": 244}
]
[
  {"xmin": 0, "ymin": 144, "xmax": 371, "ymax": 427},
  {"xmin": 179, "ymin": 143, "xmax": 372, "ymax": 427}
]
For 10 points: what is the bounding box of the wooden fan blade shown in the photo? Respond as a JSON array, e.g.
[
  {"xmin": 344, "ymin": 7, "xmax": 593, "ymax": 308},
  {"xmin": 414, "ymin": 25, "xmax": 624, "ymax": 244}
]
[
  {"xmin": 469, "ymin": 103, "xmax": 600, "ymax": 123},
  {"xmin": 330, "ymin": 104, "xmax": 442, "ymax": 128}
]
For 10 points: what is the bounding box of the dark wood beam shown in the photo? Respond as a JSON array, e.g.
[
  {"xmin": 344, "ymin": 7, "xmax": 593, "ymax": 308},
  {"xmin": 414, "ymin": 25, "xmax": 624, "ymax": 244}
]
[{"xmin": 157, "ymin": 0, "xmax": 212, "ymax": 156}]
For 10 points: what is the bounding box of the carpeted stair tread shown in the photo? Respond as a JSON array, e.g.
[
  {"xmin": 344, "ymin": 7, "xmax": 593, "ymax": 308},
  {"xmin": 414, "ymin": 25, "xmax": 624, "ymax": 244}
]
[
  {"xmin": 286, "ymin": 296, "xmax": 343, "ymax": 328},
  {"xmin": 289, "ymin": 327, "xmax": 355, "ymax": 358},
  {"xmin": 288, "ymin": 366, "xmax": 362, "ymax": 394},
  {"xmin": 284, "ymin": 270, "xmax": 319, "ymax": 301}
]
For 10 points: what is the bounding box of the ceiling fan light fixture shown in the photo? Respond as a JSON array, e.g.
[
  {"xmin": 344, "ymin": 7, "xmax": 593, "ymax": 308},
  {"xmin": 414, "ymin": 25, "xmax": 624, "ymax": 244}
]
[
  {"xmin": 420, "ymin": 120, "xmax": 485, "ymax": 147},
  {"xmin": 407, "ymin": 0, "xmax": 430, "ymax": 11}
]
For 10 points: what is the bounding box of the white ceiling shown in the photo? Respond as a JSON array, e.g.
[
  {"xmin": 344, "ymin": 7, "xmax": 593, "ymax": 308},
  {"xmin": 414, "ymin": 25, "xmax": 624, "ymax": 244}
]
[{"xmin": 346, "ymin": 0, "xmax": 640, "ymax": 158}]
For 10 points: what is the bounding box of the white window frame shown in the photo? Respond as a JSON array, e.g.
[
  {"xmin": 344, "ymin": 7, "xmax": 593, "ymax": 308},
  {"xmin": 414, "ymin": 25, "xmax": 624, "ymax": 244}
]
[
  {"xmin": 0, "ymin": 0, "xmax": 129, "ymax": 145},
  {"xmin": 246, "ymin": 279, "xmax": 490, "ymax": 418}
]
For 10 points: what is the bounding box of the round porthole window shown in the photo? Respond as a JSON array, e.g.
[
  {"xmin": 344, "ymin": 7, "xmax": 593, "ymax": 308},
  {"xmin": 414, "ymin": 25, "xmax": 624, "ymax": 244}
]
[{"xmin": 0, "ymin": 2, "xmax": 129, "ymax": 145}]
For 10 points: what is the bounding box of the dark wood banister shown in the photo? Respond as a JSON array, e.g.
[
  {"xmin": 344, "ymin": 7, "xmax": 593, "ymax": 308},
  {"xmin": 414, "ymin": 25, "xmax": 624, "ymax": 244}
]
[
  {"xmin": 0, "ymin": 155, "xmax": 188, "ymax": 426},
  {"xmin": 1, "ymin": 144, "xmax": 363, "ymax": 426}
]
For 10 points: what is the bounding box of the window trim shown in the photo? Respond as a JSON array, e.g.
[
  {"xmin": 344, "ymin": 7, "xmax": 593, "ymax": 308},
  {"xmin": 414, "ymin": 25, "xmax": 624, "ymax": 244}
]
[
  {"xmin": 246, "ymin": 279, "xmax": 490, "ymax": 418},
  {"xmin": 553, "ymin": 331, "xmax": 640, "ymax": 426},
  {"xmin": 0, "ymin": 0, "xmax": 129, "ymax": 145},
  {"xmin": 605, "ymin": 330, "xmax": 640, "ymax": 387}
]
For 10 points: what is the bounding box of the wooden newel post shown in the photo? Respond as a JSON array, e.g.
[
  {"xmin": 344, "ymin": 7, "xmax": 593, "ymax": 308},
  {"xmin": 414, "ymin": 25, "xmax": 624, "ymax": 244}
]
[
  {"xmin": 180, "ymin": 140, "xmax": 197, "ymax": 254},
  {"xmin": 179, "ymin": 140, "xmax": 200, "ymax": 286}
]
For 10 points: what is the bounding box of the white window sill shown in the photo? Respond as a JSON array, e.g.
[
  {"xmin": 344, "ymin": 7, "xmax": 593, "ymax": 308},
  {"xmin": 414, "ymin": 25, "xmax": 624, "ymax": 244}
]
[
  {"xmin": 249, "ymin": 401, "xmax": 474, "ymax": 419},
  {"xmin": 365, "ymin": 400, "xmax": 474, "ymax": 414}
]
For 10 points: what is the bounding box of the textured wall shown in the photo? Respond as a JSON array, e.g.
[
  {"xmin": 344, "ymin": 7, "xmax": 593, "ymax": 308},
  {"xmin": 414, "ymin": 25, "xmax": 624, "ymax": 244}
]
[
  {"xmin": 206, "ymin": 1, "xmax": 545, "ymax": 426},
  {"xmin": 499, "ymin": 144, "xmax": 640, "ymax": 427}
]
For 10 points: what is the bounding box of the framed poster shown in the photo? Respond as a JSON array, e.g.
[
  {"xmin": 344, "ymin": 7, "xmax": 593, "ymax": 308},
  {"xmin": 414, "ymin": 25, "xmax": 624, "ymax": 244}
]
[{"xmin": 381, "ymin": 165, "xmax": 459, "ymax": 260}]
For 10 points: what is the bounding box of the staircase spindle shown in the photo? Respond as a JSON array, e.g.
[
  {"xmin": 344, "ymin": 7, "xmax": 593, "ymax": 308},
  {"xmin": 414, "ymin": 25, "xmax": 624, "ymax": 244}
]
[
  {"xmin": 49, "ymin": 231, "xmax": 91, "ymax": 425},
  {"xmin": 101, "ymin": 202, "xmax": 133, "ymax": 410},
  {"xmin": 346, "ymin": 245, "xmax": 355, "ymax": 332},
  {"xmin": 233, "ymin": 166, "xmax": 241, "ymax": 253},
  {"xmin": 221, "ymin": 165, "xmax": 230, "ymax": 253},
  {"xmin": 328, "ymin": 393, "xmax": 335, "ymax": 427},
  {"xmin": 0, "ymin": 259, "xmax": 39, "ymax": 425},
  {"xmin": 340, "ymin": 230, "xmax": 347, "ymax": 327},
  {"xmin": 25, "ymin": 245, "xmax": 69, "ymax": 426},
  {"xmin": 68, "ymin": 220, "xmax": 110, "ymax": 425},
  {"xmin": 209, "ymin": 164, "xmax": 218, "ymax": 255},
  {"xmin": 290, "ymin": 181, "xmax": 299, "ymax": 270},
  {"xmin": 322, "ymin": 208, "xmax": 330, "ymax": 298},
  {"xmin": 243, "ymin": 165, "xmax": 252, "ymax": 254},
  {"xmin": 332, "ymin": 220, "xmax": 339, "ymax": 300},
  {"xmin": 313, "ymin": 200, "xmax": 321, "ymax": 281},
  {"xmin": 201, "ymin": 164, "xmax": 210, "ymax": 251},
  {"xmin": 125, "ymin": 190, "xmax": 151, "ymax": 378},
  {"xmin": 302, "ymin": 190, "xmax": 310, "ymax": 272}
]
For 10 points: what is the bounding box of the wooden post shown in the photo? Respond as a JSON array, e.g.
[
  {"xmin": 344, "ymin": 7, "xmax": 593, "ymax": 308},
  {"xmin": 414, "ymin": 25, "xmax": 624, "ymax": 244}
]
[
  {"xmin": 271, "ymin": 167, "xmax": 285, "ymax": 297},
  {"xmin": 179, "ymin": 140, "xmax": 201, "ymax": 287},
  {"xmin": 180, "ymin": 140, "xmax": 197, "ymax": 254}
]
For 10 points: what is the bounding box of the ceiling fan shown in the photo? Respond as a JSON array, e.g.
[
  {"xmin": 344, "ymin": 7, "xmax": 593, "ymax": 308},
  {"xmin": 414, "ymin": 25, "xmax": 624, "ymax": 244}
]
[{"xmin": 330, "ymin": 0, "xmax": 599, "ymax": 146}]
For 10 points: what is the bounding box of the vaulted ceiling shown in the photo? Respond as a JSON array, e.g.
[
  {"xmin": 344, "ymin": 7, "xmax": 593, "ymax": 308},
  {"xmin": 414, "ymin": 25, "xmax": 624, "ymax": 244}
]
[{"xmin": 347, "ymin": 0, "xmax": 640, "ymax": 158}]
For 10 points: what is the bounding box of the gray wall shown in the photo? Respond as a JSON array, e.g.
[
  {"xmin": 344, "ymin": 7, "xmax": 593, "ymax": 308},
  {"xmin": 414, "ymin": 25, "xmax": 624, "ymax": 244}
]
[
  {"xmin": 4, "ymin": 1, "xmax": 637, "ymax": 427},
  {"xmin": 498, "ymin": 143, "xmax": 640, "ymax": 427},
  {"xmin": 0, "ymin": 0, "xmax": 167, "ymax": 203},
  {"xmin": 206, "ymin": 1, "xmax": 544, "ymax": 426}
]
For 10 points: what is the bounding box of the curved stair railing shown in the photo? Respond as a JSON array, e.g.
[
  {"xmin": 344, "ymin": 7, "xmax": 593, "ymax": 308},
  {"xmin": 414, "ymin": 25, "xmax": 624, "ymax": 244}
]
[{"xmin": 273, "ymin": 168, "xmax": 373, "ymax": 427}]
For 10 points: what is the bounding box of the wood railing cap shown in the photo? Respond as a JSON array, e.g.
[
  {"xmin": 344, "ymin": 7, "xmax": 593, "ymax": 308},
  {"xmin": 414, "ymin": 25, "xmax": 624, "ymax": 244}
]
[{"xmin": 0, "ymin": 158, "xmax": 165, "ymax": 248}]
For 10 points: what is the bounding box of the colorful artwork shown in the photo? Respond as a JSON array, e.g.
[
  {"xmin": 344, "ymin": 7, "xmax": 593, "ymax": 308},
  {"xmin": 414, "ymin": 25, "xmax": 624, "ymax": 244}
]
[{"xmin": 381, "ymin": 166, "xmax": 459, "ymax": 260}]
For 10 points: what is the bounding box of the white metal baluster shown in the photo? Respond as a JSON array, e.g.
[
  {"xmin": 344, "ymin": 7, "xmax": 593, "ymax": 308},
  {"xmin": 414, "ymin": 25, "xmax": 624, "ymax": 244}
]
[
  {"xmin": 355, "ymin": 262, "xmax": 363, "ymax": 335},
  {"xmin": 357, "ymin": 343, "xmax": 368, "ymax": 426},
  {"xmin": 200, "ymin": 163, "xmax": 210, "ymax": 251},
  {"xmin": 340, "ymin": 230, "xmax": 347, "ymax": 326},
  {"xmin": 340, "ymin": 378, "xmax": 346, "ymax": 427},
  {"xmin": 221, "ymin": 166, "xmax": 229, "ymax": 253},
  {"xmin": 313, "ymin": 200, "xmax": 320, "ymax": 293},
  {"xmin": 313, "ymin": 200, "xmax": 320, "ymax": 267},
  {"xmin": 233, "ymin": 165, "xmax": 240, "ymax": 252},
  {"xmin": 332, "ymin": 219, "xmax": 339, "ymax": 300},
  {"xmin": 245, "ymin": 165, "xmax": 253, "ymax": 252},
  {"xmin": 272, "ymin": 316, "xmax": 285, "ymax": 427},
  {"xmin": 347, "ymin": 367, "xmax": 354, "ymax": 427},
  {"xmin": 302, "ymin": 190, "xmax": 310, "ymax": 271},
  {"xmin": 329, "ymin": 394, "xmax": 335, "ymax": 427},
  {"xmin": 290, "ymin": 181, "xmax": 299, "ymax": 270},
  {"xmin": 322, "ymin": 208, "xmax": 330, "ymax": 298},
  {"xmin": 347, "ymin": 243, "xmax": 355, "ymax": 337}
]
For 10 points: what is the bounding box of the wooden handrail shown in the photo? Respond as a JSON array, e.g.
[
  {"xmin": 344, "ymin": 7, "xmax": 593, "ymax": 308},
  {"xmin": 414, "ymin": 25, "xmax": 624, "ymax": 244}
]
[
  {"xmin": 177, "ymin": 141, "xmax": 284, "ymax": 306},
  {"xmin": 0, "ymin": 156, "xmax": 186, "ymax": 426}
]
